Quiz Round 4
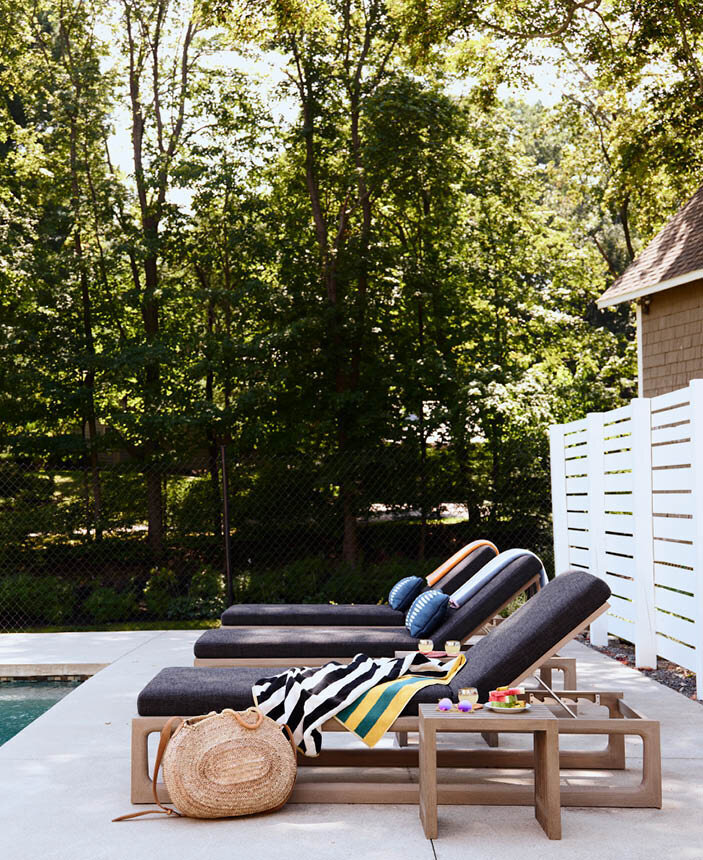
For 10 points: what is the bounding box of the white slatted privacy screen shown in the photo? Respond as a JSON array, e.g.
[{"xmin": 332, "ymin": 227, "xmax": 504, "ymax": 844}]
[{"xmin": 550, "ymin": 380, "xmax": 703, "ymax": 698}]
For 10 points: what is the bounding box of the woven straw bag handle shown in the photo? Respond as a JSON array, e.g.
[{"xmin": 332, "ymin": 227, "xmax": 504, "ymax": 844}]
[
  {"xmin": 113, "ymin": 710, "xmax": 297, "ymax": 821},
  {"xmin": 113, "ymin": 716, "xmax": 184, "ymax": 822}
]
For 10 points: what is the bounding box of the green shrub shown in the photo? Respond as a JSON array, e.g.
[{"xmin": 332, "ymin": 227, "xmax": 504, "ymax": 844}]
[
  {"xmin": 166, "ymin": 566, "xmax": 225, "ymax": 620},
  {"xmin": 143, "ymin": 567, "xmax": 179, "ymax": 618},
  {"xmin": 83, "ymin": 586, "xmax": 137, "ymax": 623},
  {"xmin": 0, "ymin": 573, "xmax": 76, "ymax": 625}
]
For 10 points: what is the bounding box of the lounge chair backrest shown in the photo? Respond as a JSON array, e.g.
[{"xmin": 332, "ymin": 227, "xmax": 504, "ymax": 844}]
[
  {"xmin": 433, "ymin": 544, "xmax": 499, "ymax": 595},
  {"xmin": 426, "ymin": 539, "xmax": 498, "ymax": 586},
  {"xmin": 431, "ymin": 552, "xmax": 544, "ymax": 643},
  {"xmin": 450, "ymin": 570, "xmax": 611, "ymax": 697},
  {"xmin": 449, "ymin": 548, "xmax": 545, "ymax": 607}
]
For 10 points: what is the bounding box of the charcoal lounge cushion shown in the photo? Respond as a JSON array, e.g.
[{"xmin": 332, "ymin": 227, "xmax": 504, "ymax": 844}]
[
  {"xmin": 195, "ymin": 552, "xmax": 544, "ymax": 659},
  {"xmin": 219, "ymin": 544, "xmax": 498, "ymax": 627},
  {"xmin": 388, "ymin": 576, "xmax": 425, "ymax": 611},
  {"xmin": 404, "ymin": 590, "xmax": 450, "ymax": 637},
  {"xmin": 195, "ymin": 626, "xmax": 418, "ymax": 659},
  {"xmin": 140, "ymin": 571, "xmax": 610, "ymax": 716}
]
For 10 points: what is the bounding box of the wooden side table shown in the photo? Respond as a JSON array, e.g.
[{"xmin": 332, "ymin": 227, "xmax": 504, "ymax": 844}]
[{"xmin": 418, "ymin": 701, "xmax": 561, "ymax": 840}]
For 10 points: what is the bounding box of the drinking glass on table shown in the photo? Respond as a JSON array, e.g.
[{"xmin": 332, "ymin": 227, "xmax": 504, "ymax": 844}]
[
  {"xmin": 445, "ymin": 640, "xmax": 461, "ymax": 656},
  {"xmin": 458, "ymin": 687, "xmax": 479, "ymax": 705},
  {"xmin": 418, "ymin": 639, "xmax": 434, "ymax": 654}
]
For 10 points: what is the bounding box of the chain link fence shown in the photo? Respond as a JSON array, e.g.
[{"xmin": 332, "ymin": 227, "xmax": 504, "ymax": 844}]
[{"xmin": 0, "ymin": 446, "xmax": 554, "ymax": 630}]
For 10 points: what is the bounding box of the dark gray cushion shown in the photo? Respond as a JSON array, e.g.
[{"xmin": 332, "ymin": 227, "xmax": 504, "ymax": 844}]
[
  {"xmin": 219, "ymin": 545, "xmax": 498, "ymax": 627},
  {"xmin": 140, "ymin": 571, "xmax": 610, "ymax": 716},
  {"xmin": 449, "ymin": 569, "xmax": 611, "ymax": 700},
  {"xmin": 221, "ymin": 603, "xmax": 404, "ymax": 627},
  {"xmin": 194, "ymin": 626, "xmax": 418, "ymax": 659},
  {"xmin": 198, "ymin": 553, "xmax": 543, "ymax": 659}
]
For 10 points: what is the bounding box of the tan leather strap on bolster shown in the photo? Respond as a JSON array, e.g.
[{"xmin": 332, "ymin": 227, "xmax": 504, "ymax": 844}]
[{"xmin": 113, "ymin": 716, "xmax": 183, "ymax": 822}]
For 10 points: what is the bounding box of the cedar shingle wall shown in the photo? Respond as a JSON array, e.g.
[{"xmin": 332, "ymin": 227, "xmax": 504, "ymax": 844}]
[{"xmin": 641, "ymin": 278, "xmax": 703, "ymax": 397}]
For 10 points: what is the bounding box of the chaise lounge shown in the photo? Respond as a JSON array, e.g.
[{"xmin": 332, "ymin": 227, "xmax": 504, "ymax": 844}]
[
  {"xmin": 193, "ymin": 550, "xmax": 545, "ymax": 666},
  {"xmin": 132, "ymin": 570, "xmax": 661, "ymax": 810},
  {"xmin": 220, "ymin": 539, "xmax": 499, "ymax": 627}
]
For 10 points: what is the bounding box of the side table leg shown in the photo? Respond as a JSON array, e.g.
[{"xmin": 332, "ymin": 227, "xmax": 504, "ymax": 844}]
[
  {"xmin": 419, "ymin": 722, "xmax": 438, "ymax": 839},
  {"xmin": 533, "ymin": 725, "xmax": 561, "ymax": 840}
]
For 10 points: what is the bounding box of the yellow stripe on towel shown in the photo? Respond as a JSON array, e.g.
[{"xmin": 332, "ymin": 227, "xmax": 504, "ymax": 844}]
[
  {"xmin": 336, "ymin": 655, "xmax": 466, "ymax": 747},
  {"xmin": 426, "ymin": 539, "xmax": 498, "ymax": 586}
]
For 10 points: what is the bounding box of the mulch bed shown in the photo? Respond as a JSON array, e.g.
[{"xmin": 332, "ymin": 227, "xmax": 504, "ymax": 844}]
[{"xmin": 577, "ymin": 632, "xmax": 701, "ymax": 704}]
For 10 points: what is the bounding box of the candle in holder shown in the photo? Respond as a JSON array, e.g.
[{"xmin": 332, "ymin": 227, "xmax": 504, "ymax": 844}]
[
  {"xmin": 458, "ymin": 687, "xmax": 479, "ymax": 705},
  {"xmin": 418, "ymin": 639, "xmax": 434, "ymax": 654},
  {"xmin": 445, "ymin": 640, "xmax": 460, "ymax": 655}
]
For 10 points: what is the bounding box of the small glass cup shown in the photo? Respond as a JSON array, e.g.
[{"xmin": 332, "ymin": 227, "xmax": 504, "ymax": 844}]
[
  {"xmin": 445, "ymin": 640, "xmax": 461, "ymax": 656},
  {"xmin": 458, "ymin": 687, "xmax": 479, "ymax": 705},
  {"xmin": 418, "ymin": 639, "xmax": 434, "ymax": 654}
]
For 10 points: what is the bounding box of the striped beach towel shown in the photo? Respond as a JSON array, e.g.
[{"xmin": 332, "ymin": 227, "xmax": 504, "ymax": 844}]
[
  {"xmin": 336, "ymin": 654, "xmax": 465, "ymax": 746},
  {"xmin": 252, "ymin": 653, "xmax": 463, "ymax": 757}
]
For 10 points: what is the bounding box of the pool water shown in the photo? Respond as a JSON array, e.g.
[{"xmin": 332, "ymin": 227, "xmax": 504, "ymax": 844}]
[{"xmin": 0, "ymin": 680, "xmax": 82, "ymax": 745}]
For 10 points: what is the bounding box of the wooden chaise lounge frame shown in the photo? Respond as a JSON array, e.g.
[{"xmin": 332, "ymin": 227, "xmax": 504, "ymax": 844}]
[
  {"xmin": 131, "ymin": 601, "xmax": 661, "ymax": 809},
  {"xmin": 193, "ymin": 572, "xmax": 546, "ymax": 668}
]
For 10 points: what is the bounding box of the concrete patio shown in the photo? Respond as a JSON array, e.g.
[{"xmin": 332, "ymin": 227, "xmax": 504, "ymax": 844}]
[{"xmin": 0, "ymin": 630, "xmax": 701, "ymax": 860}]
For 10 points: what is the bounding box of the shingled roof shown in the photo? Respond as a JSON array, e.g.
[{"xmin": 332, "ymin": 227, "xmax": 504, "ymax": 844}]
[{"xmin": 597, "ymin": 184, "xmax": 703, "ymax": 308}]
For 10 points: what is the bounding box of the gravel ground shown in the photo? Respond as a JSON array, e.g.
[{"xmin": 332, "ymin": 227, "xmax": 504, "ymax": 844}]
[{"xmin": 577, "ymin": 632, "xmax": 702, "ymax": 703}]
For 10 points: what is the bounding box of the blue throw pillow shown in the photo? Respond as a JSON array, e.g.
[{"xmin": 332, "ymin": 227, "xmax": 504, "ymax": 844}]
[
  {"xmin": 388, "ymin": 576, "xmax": 424, "ymax": 611},
  {"xmin": 405, "ymin": 590, "xmax": 450, "ymax": 638}
]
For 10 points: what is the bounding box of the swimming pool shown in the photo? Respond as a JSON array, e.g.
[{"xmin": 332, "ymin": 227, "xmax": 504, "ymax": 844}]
[{"xmin": 0, "ymin": 680, "xmax": 82, "ymax": 745}]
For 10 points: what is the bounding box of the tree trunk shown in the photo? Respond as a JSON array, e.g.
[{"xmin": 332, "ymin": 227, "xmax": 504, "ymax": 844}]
[{"xmin": 146, "ymin": 468, "xmax": 164, "ymax": 556}]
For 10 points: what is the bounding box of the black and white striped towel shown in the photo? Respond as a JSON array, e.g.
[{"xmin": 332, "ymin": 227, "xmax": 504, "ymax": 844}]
[{"xmin": 252, "ymin": 652, "xmax": 454, "ymax": 757}]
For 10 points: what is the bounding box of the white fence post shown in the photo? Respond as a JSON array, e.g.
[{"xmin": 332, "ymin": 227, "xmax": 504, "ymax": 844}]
[
  {"xmin": 587, "ymin": 411, "xmax": 609, "ymax": 647},
  {"xmin": 630, "ymin": 397, "xmax": 657, "ymax": 668},
  {"xmin": 687, "ymin": 380, "xmax": 703, "ymax": 699},
  {"xmin": 549, "ymin": 424, "xmax": 569, "ymax": 576}
]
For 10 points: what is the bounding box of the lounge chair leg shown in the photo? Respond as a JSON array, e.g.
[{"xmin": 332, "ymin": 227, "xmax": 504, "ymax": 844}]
[
  {"xmin": 396, "ymin": 731, "xmax": 409, "ymax": 747},
  {"xmin": 481, "ymin": 731, "xmax": 499, "ymax": 747}
]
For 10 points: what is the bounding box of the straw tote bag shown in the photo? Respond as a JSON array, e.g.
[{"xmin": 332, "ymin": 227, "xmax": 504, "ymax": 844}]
[{"xmin": 115, "ymin": 708, "xmax": 297, "ymax": 821}]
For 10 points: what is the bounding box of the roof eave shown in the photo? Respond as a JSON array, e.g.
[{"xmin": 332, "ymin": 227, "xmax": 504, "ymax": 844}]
[{"xmin": 596, "ymin": 267, "xmax": 703, "ymax": 309}]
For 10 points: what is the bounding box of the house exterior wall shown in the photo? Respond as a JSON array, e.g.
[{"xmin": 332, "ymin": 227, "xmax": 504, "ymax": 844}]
[{"xmin": 640, "ymin": 277, "xmax": 703, "ymax": 397}]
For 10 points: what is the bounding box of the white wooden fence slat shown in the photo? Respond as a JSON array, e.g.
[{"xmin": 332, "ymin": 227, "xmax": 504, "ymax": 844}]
[
  {"xmin": 607, "ymin": 614, "xmax": 636, "ymax": 642},
  {"xmin": 568, "ymin": 546, "xmax": 590, "ymax": 567},
  {"xmin": 603, "ymin": 513, "xmax": 635, "ymax": 534},
  {"xmin": 602, "ymin": 450, "xmax": 632, "ymax": 471},
  {"xmin": 650, "ymin": 423, "xmax": 690, "ymax": 445},
  {"xmin": 650, "ymin": 388, "xmax": 691, "ymax": 411},
  {"xmin": 564, "ymin": 457, "xmax": 588, "ymax": 477},
  {"xmin": 565, "ymin": 476, "xmax": 589, "ymax": 495},
  {"xmin": 651, "ymin": 403, "xmax": 691, "ymax": 427},
  {"xmin": 603, "ymin": 553, "xmax": 635, "ymax": 576},
  {"xmin": 655, "ymin": 609, "xmax": 696, "ymax": 645},
  {"xmin": 604, "ymin": 532, "xmax": 635, "ymax": 555},
  {"xmin": 609, "ymin": 594, "xmax": 636, "ymax": 623},
  {"xmin": 652, "ymin": 492, "xmax": 693, "ymax": 516},
  {"xmin": 652, "ymin": 516, "xmax": 695, "ymax": 542},
  {"xmin": 655, "ymin": 634, "xmax": 696, "ymax": 672},
  {"xmin": 604, "ymin": 493, "xmax": 633, "ymax": 513},
  {"xmin": 603, "ymin": 472, "xmax": 633, "ymax": 492},
  {"xmin": 549, "ymin": 424, "xmax": 570, "ymax": 578},
  {"xmin": 654, "ymin": 562, "xmax": 694, "ymax": 591},
  {"xmin": 563, "ymin": 417, "xmax": 588, "ymax": 434},
  {"xmin": 651, "ymin": 441, "xmax": 693, "ymax": 468},
  {"xmin": 566, "ymin": 512, "xmax": 589, "ymax": 531},
  {"xmin": 602, "ymin": 403, "xmax": 633, "ymax": 424},
  {"xmin": 654, "ymin": 585, "xmax": 696, "ymax": 618},
  {"xmin": 587, "ymin": 412, "xmax": 609, "ymax": 646},
  {"xmin": 686, "ymin": 379, "xmax": 703, "ymax": 697},
  {"xmin": 651, "ymin": 467, "xmax": 693, "ymax": 492},
  {"xmin": 601, "ymin": 573, "xmax": 635, "ymax": 601},
  {"xmin": 652, "ymin": 539, "xmax": 696, "ymax": 569}
]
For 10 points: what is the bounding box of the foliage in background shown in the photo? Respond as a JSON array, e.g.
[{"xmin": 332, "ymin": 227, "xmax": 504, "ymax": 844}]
[{"xmin": 3, "ymin": 0, "xmax": 699, "ymax": 627}]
